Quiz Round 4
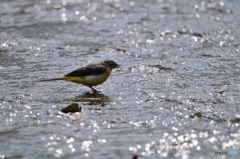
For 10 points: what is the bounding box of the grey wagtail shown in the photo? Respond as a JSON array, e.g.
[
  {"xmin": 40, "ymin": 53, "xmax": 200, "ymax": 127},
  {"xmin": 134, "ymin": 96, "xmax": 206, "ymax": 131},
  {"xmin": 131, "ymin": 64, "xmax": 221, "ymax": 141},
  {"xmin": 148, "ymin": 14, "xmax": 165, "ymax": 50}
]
[{"xmin": 39, "ymin": 59, "xmax": 120, "ymax": 92}]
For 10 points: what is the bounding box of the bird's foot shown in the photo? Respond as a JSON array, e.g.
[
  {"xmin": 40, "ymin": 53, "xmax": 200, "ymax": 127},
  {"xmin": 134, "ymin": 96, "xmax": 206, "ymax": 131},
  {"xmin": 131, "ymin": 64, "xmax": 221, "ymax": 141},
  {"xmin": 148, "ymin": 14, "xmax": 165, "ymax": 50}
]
[{"xmin": 89, "ymin": 86, "xmax": 99, "ymax": 93}]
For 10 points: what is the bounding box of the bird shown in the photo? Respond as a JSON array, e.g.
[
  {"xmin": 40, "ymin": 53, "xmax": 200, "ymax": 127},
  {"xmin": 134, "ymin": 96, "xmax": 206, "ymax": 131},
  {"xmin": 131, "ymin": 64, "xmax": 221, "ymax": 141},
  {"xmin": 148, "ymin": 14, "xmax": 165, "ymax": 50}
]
[{"xmin": 39, "ymin": 59, "xmax": 120, "ymax": 92}]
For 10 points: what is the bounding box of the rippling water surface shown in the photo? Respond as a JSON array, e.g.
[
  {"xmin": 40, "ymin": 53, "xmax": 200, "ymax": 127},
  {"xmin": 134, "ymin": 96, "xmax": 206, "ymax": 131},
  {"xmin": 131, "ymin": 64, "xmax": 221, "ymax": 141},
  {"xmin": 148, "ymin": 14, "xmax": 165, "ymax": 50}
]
[{"xmin": 0, "ymin": 0, "xmax": 240, "ymax": 158}]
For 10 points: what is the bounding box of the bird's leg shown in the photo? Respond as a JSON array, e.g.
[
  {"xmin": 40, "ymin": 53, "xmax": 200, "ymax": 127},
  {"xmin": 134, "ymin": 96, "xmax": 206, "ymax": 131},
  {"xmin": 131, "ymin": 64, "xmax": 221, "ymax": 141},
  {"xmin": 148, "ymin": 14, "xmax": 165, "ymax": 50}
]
[{"xmin": 89, "ymin": 86, "xmax": 98, "ymax": 93}]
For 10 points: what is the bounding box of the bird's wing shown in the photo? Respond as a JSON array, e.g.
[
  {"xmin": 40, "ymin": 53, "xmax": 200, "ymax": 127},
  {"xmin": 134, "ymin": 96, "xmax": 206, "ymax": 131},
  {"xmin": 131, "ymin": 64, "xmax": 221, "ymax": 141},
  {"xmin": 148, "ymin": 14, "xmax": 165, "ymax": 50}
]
[{"xmin": 64, "ymin": 65, "xmax": 106, "ymax": 77}]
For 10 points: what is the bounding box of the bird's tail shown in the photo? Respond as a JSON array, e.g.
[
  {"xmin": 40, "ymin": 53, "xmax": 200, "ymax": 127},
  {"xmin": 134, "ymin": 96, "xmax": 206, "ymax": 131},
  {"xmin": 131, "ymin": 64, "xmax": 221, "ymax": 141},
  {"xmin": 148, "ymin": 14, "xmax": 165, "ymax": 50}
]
[{"xmin": 38, "ymin": 78, "xmax": 64, "ymax": 82}]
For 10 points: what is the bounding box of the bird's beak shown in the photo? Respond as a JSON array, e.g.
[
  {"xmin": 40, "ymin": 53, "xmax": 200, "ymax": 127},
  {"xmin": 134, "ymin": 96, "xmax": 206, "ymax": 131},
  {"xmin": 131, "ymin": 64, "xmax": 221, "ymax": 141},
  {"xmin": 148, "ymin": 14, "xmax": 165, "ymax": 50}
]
[{"xmin": 116, "ymin": 64, "xmax": 122, "ymax": 69}]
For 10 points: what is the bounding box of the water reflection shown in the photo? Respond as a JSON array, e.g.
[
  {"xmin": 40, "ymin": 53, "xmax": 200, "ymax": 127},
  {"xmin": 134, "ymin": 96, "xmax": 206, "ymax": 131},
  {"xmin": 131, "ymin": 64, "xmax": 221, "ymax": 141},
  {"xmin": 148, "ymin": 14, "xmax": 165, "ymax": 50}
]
[{"xmin": 72, "ymin": 92, "xmax": 111, "ymax": 106}]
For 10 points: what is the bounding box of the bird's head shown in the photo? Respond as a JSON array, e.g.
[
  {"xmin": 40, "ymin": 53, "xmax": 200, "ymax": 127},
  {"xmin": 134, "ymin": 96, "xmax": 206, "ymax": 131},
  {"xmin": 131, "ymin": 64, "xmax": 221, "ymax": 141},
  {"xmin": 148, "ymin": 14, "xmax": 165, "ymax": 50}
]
[{"xmin": 102, "ymin": 60, "xmax": 120, "ymax": 70}]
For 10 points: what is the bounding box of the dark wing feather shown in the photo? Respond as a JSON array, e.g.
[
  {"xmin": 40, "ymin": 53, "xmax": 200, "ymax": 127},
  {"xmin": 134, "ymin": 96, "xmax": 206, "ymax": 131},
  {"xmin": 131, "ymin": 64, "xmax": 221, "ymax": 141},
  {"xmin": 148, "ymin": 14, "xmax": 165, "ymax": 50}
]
[{"xmin": 64, "ymin": 65, "xmax": 106, "ymax": 77}]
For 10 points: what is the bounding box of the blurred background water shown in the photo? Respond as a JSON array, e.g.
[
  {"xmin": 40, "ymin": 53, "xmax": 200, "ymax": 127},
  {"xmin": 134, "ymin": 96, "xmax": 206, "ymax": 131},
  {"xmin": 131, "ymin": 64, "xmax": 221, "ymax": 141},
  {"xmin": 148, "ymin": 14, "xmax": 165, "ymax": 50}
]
[{"xmin": 0, "ymin": 0, "xmax": 240, "ymax": 158}]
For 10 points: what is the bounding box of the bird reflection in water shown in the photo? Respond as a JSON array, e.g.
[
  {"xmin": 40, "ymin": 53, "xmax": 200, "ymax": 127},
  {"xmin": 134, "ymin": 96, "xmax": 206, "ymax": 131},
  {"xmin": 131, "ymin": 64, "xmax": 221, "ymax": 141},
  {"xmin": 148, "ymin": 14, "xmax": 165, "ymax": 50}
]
[{"xmin": 72, "ymin": 92, "xmax": 111, "ymax": 107}]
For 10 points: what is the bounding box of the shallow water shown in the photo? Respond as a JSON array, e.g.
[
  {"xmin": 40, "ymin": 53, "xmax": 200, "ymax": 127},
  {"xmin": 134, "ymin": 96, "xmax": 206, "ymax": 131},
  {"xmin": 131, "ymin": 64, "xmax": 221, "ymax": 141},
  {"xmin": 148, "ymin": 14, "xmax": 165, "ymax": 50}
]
[{"xmin": 0, "ymin": 0, "xmax": 240, "ymax": 158}]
